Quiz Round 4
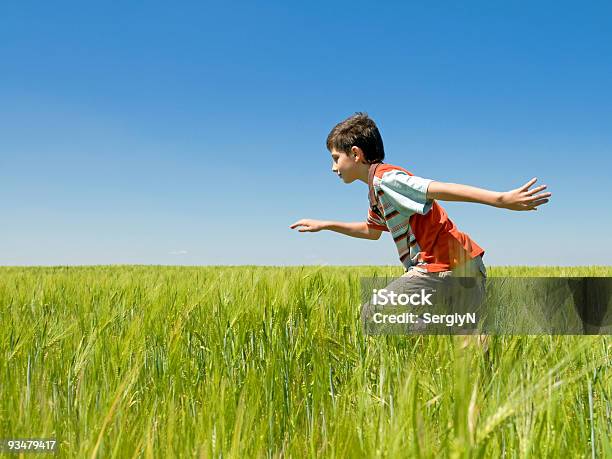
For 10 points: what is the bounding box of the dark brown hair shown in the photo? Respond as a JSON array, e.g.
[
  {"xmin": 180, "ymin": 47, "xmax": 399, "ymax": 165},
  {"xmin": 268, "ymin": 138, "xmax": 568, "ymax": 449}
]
[{"xmin": 326, "ymin": 112, "xmax": 385, "ymax": 164}]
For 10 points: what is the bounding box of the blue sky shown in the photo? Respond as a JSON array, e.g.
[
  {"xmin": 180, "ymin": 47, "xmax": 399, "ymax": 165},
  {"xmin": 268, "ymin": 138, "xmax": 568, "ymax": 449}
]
[{"xmin": 1, "ymin": 1, "xmax": 610, "ymax": 266}]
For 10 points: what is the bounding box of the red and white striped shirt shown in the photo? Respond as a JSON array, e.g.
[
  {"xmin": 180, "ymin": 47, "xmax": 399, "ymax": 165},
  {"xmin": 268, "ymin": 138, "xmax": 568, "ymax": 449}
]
[{"xmin": 367, "ymin": 162, "xmax": 485, "ymax": 273}]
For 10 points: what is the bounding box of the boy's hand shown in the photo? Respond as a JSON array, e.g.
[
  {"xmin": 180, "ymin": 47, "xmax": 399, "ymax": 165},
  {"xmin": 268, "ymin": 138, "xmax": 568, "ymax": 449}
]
[
  {"xmin": 289, "ymin": 219, "xmax": 327, "ymax": 232},
  {"xmin": 498, "ymin": 178, "xmax": 552, "ymax": 211}
]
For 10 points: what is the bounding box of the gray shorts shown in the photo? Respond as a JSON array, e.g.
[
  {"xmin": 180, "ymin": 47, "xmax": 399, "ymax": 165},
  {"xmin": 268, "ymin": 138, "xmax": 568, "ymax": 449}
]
[{"xmin": 361, "ymin": 256, "xmax": 487, "ymax": 334}]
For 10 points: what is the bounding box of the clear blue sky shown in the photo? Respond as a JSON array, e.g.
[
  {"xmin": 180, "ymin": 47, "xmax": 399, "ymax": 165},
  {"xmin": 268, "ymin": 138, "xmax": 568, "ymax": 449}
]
[{"xmin": 1, "ymin": 1, "xmax": 610, "ymax": 266}]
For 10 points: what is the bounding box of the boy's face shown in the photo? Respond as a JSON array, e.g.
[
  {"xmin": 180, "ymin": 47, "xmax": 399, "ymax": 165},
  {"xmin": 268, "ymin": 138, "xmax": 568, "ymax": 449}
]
[{"xmin": 330, "ymin": 148, "xmax": 363, "ymax": 183}]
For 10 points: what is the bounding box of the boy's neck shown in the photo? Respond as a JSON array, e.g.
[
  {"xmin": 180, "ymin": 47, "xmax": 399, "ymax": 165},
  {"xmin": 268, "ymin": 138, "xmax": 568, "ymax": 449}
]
[{"xmin": 356, "ymin": 163, "xmax": 371, "ymax": 184}]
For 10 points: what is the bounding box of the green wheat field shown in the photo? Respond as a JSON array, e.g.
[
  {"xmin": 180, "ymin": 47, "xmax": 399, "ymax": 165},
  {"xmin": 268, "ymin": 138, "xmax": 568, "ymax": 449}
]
[{"xmin": 1, "ymin": 265, "xmax": 610, "ymax": 458}]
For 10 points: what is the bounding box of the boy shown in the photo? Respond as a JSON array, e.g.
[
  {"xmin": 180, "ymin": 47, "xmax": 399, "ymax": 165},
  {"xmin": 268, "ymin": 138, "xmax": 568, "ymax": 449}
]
[{"xmin": 290, "ymin": 113, "xmax": 551, "ymax": 332}]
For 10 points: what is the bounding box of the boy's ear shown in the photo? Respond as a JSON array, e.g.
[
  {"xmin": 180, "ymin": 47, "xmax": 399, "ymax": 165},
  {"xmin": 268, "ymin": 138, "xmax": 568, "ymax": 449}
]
[{"xmin": 351, "ymin": 146, "xmax": 366, "ymax": 163}]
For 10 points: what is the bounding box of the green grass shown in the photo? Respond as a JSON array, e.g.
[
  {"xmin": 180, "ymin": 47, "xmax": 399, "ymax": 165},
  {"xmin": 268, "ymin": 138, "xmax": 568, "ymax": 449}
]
[{"xmin": 0, "ymin": 265, "xmax": 610, "ymax": 458}]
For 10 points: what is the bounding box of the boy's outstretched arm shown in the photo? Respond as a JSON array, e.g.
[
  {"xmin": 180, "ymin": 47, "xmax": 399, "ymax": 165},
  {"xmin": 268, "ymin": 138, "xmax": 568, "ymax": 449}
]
[
  {"xmin": 289, "ymin": 220, "xmax": 382, "ymax": 240},
  {"xmin": 426, "ymin": 177, "xmax": 552, "ymax": 211}
]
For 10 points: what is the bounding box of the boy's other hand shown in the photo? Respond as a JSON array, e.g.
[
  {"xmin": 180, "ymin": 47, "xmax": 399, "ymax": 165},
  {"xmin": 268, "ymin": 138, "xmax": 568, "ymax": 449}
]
[
  {"xmin": 289, "ymin": 219, "xmax": 326, "ymax": 232},
  {"xmin": 498, "ymin": 178, "xmax": 552, "ymax": 211}
]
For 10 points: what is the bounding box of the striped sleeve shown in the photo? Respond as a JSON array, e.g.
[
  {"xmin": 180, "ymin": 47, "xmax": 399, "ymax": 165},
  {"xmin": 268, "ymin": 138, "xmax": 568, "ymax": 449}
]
[
  {"xmin": 379, "ymin": 170, "xmax": 434, "ymax": 217},
  {"xmin": 366, "ymin": 207, "xmax": 388, "ymax": 231}
]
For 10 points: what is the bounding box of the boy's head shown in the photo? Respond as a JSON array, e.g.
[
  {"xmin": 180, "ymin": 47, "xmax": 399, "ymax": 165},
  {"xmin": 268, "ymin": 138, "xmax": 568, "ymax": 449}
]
[{"xmin": 326, "ymin": 112, "xmax": 385, "ymax": 183}]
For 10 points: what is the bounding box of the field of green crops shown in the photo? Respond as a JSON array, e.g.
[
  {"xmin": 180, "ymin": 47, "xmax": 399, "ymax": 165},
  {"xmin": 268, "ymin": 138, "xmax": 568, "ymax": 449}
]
[{"xmin": 0, "ymin": 266, "xmax": 610, "ymax": 458}]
